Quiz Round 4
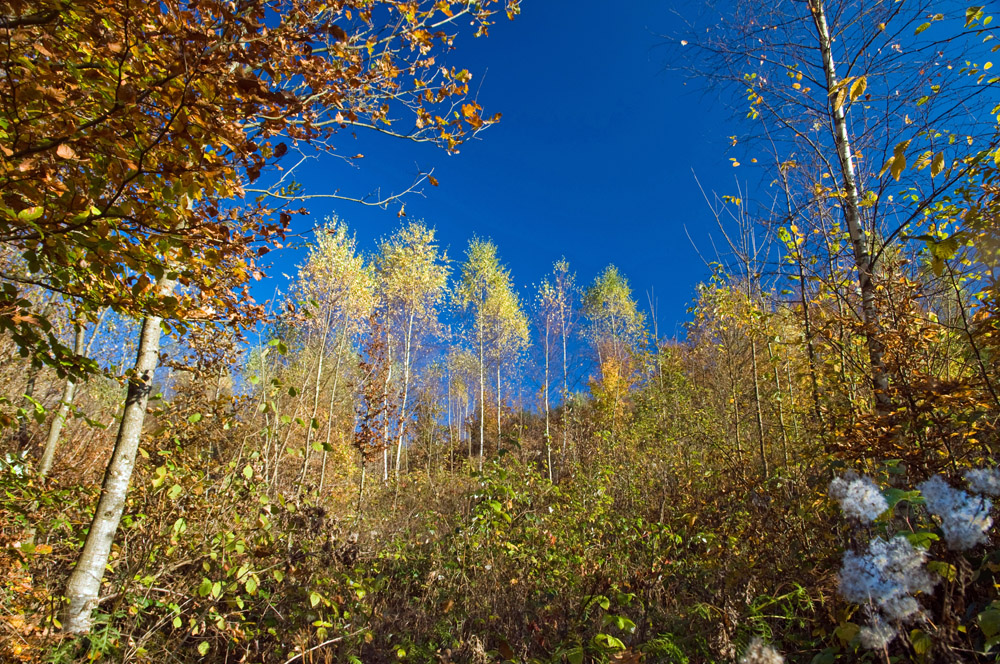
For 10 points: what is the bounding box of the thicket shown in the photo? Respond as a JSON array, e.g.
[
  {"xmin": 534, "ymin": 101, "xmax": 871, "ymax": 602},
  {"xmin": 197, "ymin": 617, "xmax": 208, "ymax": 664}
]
[{"xmin": 2, "ymin": 0, "xmax": 1000, "ymax": 663}]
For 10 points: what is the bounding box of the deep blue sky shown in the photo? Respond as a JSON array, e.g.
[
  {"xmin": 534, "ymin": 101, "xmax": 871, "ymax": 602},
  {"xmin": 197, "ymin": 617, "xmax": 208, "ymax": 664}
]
[{"xmin": 267, "ymin": 1, "xmax": 742, "ymax": 340}]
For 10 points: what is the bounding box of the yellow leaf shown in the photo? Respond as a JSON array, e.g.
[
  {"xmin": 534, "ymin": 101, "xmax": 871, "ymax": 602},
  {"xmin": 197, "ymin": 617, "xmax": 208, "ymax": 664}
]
[
  {"xmin": 832, "ymin": 87, "xmax": 847, "ymax": 111},
  {"xmin": 931, "ymin": 151, "xmax": 945, "ymax": 177},
  {"xmin": 849, "ymin": 75, "xmax": 867, "ymax": 102},
  {"xmin": 882, "ymin": 139, "xmax": 911, "ymax": 181}
]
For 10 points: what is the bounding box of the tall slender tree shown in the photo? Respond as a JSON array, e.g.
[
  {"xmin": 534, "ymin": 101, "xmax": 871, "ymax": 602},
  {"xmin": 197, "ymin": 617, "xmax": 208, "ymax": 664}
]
[
  {"xmin": 375, "ymin": 221, "xmax": 449, "ymax": 478},
  {"xmin": 454, "ymin": 238, "xmax": 508, "ymax": 471},
  {"xmin": 28, "ymin": 0, "xmax": 515, "ymax": 633}
]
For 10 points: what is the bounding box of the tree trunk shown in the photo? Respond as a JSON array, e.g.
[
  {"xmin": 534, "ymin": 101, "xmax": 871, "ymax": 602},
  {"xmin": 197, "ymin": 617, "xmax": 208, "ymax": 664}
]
[
  {"xmin": 297, "ymin": 304, "xmax": 335, "ymax": 497},
  {"xmin": 38, "ymin": 324, "xmax": 85, "ymax": 478},
  {"xmin": 383, "ymin": 330, "xmax": 393, "ymax": 482},
  {"xmin": 478, "ymin": 315, "xmax": 485, "ymax": 472},
  {"xmin": 319, "ymin": 313, "xmax": 351, "ymax": 495},
  {"xmin": 61, "ymin": 279, "xmax": 175, "ymax": 634},
  {"xmin": 725, "ymin": 344, "xmax": 744, "ymax": 468},
  {"xmin": 767, "ymin": 341, "xmax": 790, "ymax": 470},
  {"xmin": 544, "ymin": 319, "xmax": 551, "ymax": 482},
  {"xmin": 447, "ymin": 367, "xmax": 454, "ymax": 473},
  {"xmin": 750, "ymin": 337, "xmax": 768, "ymax": 479},
  {"xmin": 809, "ymin": 0, "xmax": 891, "ymax": 413},
  {"xmin": 16, "ymin": 294, "xmax": 55, "ymax": 446},
  {"xmin": 778, "ymin": 164, "xmax": 825, "ymax": 431},
  {"xmin": 394, "ymin": 311, "xmax": 416, "ymax": 479},
  {"xmin": 561, "ymin": 301, "xmax": 569, "ymax": 469},
  {"xmin": 496, "ymin": 361, "xmax": 501, "ymax": 445}
]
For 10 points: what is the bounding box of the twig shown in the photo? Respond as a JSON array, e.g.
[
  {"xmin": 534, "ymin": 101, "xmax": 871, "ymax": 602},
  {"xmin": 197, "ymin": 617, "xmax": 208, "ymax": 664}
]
[{"xmin": 283, "ymin": 627, "xmax": 363, "ymax": 664}]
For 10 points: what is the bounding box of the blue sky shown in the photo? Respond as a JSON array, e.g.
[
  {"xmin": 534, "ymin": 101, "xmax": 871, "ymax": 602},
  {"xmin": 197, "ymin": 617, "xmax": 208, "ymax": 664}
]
[{"xmin": 269, "ymin": 1, "xmax": 744, "ymax": 340}]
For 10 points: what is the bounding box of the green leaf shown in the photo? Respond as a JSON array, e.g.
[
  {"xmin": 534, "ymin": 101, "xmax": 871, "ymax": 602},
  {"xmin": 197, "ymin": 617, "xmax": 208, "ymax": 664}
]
[
  {"xmin": 905, "ymin": 530, "xmax": 940, "ymax": 549},
  {"xmin": 310, "ymin": 591, "xmax": 322, "ymax": 607},
  {"xmin": 884, "ymin": 488, "xmax": 922, "ymax": 509},
  {"xmin": 167, "ymin": 484, "xmax": 182, "ymax": 500},
  {"xmin": 17, "ymin": 206, "xmax": 44, "ymax": 223},
  {"xmin": 245, "ymin": 577, "xmax": 258, "ymax": 594},
  {"xmin": 979, "ymin": 606, "xmax": 1000, "ymax": 638},
  {"xmin": 928, "ymin": 560, "xmax": 957, "ymax": 582},
  {"xmin": 835, "ymin": 622, "xmax": 860, "ymax": 645},
  {"xmin": 152, "ymin": 466, "xmax": 168, "ymax": 489},
  {"xmin": 967, "ymin": 6, "xmax": 984, "ymax": 27},
  {"xmin": 187, "ymin": 412, "xmax": 202, "ymax": 424},
  {"xmin": 242, "ymin": 464, "xmax": 254, "ymax": 480},
  {"xmin": 198, "ymin": 641, "xmax": 210, "ymax": 656},
  {"xmin": 910, "ymin": 629, "xmax": 932, "ymax": 654}
]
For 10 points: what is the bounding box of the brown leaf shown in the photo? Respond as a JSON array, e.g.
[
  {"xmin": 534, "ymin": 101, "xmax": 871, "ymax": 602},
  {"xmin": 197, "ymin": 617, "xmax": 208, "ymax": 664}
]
[
  {"xmin": 328, "ymin": 24, "xmax": 347, "ymax": 41},
  {"xmin": 56, "ymin": 143, "xmax": 76, "ymax": 159}
]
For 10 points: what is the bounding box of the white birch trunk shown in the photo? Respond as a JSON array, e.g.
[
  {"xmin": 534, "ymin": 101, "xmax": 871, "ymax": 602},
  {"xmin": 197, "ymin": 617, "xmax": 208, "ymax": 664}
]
[{"xmin": 61, "ymin": 279, "xmax": 175, "ymax": 633}]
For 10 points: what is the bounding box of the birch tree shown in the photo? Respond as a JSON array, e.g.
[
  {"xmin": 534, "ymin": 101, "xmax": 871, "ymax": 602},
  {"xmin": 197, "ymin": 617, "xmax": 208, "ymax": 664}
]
[
  {"xmin": 375, "ymin": 221, "xmax": 449, "ymax": 479},
  {"xmin": 290, "ymin": 220, "xmax": 374, "ymax": 494},
  {"xmin": 488, "ymin": 280, "xmax": 530, "ymax": 448},
  {"xmin": 687, "ymin": 0, "xmax": 999, "ymax": 413},
  {"xmin": 29, "ymin": 0, "xmax": 515, "ymax": 634},
  {"xmin": 536, "ymin": 278, "xmax": 558, "ymax": 480},
  {"xmin": 454, "ymin": 239, "xmax": 508, "ymax": 471},
  {"xmin": 552, "ymin": 259, "xmax": 577, "ymax": 465},
  {"xmin": 583, "ymin": 266, "xmax": 645, "ymax": 431}
]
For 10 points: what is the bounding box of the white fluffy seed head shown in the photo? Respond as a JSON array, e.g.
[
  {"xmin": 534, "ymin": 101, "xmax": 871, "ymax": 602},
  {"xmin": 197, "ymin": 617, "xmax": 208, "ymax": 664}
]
[
  {"xmin": 838, "ymin": 535, "xmax": 935, "ymax": 618},
  {"xmin": 966, "ymin": 467, "xmax": 1000, "ymax": 497},
  {"xmin": 739, "ymin": 637, "xmax": 784, "ymax": 664},
  {"xmin": 830, "ymin": 473, "xmax": 889, "ymax": 522},
  {"xmin": 919, "ymin": 475, "xmax": 993, "ymax": 551},
  {"xmin": 858, "ymin": 616, "xmax": 897, "ymax": 650}
]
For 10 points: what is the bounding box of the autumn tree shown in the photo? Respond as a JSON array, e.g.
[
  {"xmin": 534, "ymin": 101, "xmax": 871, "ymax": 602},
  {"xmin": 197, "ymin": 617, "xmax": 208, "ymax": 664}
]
[
  {"xmin": 685, "ymin": 0, "xmax": 999, "ymax": 414},
  {"xmin": 374, "ymin": 220, "xmax": 449, "ymax": 479},
  {"xmin": 488, "ymin": 275, "xmax": 530, "ymax": 447},
  {"xmin": 583, "ymin": 266, "xmax": 645, "ymax": 434},
  {"xmin": 282, "ymin": 220, "xmax": 374, "ymax": 494},
  {"xmin": 536, "ymin": 277, "xmax": 558, "ymax": 479},
  {"xmin": 454, "ymin": 238, "xmax": 510, "ymax": 470},
  {"xmin": 0, "ymin": 0, "xmax": 517, "ymax": 634},
  {"xmin": 583, "ymin": 266, "xmax": 645, "ymax": 382},
  {"xmin": 551, "ymin": 259, "xmax": 577, "ymax": 465}
]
